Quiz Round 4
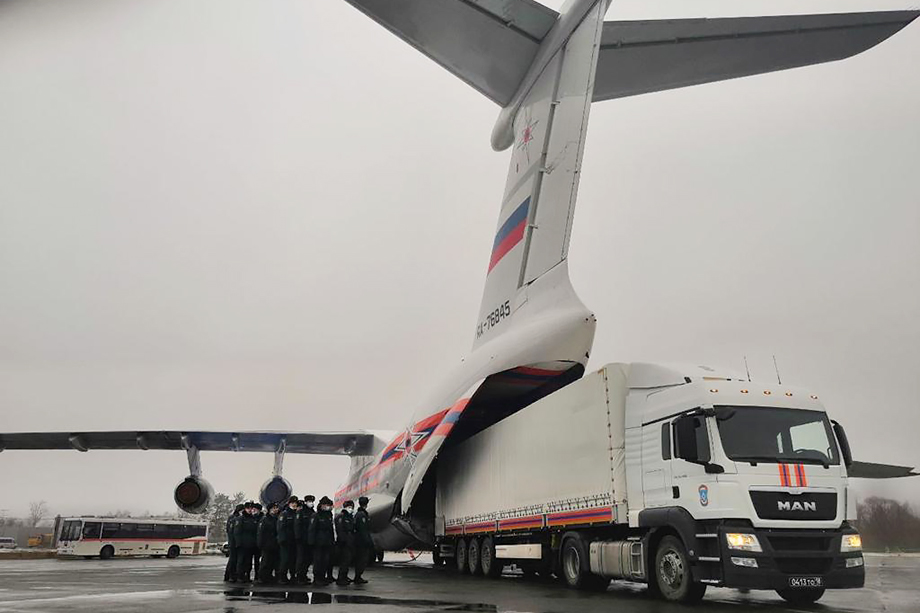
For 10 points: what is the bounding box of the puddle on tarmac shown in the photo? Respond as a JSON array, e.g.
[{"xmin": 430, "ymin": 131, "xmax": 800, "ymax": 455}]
[{"xmin": 215, "ymin": 588, "xmax": 497, "ymax": 610}]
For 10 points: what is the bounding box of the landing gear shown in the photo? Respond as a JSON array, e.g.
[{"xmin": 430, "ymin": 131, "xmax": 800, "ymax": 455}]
[
  {"xmin": 776, "ymin": 587, "xmax": 826, "ymax": 606},
  {"xmin": 654, "ymin": 536, "xmax": 706, "ymax": 603}
]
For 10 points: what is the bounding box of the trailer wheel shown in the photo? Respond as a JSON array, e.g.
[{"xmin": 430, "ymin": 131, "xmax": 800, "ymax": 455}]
[
  {"xmin": 776, "ymin": 588, "xmax": 825, "ymax": 605},
  {"xmin": 99, "ymin": 545, "xmax": 114, "ymax": 560},
  {"xmin": 654, "ymin": 536, "xmax": 706, "ymax": 603},
  {"xmin": 455, "ymin": 539, "xmax": 468, "ymax": 574},
  {"xmin": 432, "ymin": 547, "xmax": 444, "ymax": 567},
  {"xmin": 467, "ymin": 538, "xmax": 482, "ymax": 575},
  {"xmin": 480, "ymin": 537, "xmax": 501, "ymax": 578},
  {"xmin": 166, "ymin": 545, "xmax": 180, "ymax": 559},
  {"xmin": 560, "ymin": 535, "xmax": 609, "ymax": 591}
]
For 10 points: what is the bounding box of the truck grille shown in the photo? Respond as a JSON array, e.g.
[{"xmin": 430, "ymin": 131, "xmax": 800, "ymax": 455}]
[
  {"xmin": 775, "ymin": 557, "xmax": 834, "ymax": 575},
  {"xmin": 750, "ymin": 491, "xmax": 837, "ymax": 520},
  {"xmin": 767, "ymin": 536, "xmax": 831, "ymax": 552}
]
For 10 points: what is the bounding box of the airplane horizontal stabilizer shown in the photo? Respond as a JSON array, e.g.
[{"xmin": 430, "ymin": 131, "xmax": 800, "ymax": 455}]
[
  {"xmin": 594, "ymin": 11, "xmax": 920, "ymax": 101},
  {"xmin": 342, "ymin": 0, "xmax": 557, "ymax": 105},
  {"xmin": 0, "ymin": 430, "xmax": 375, "ymax": 456},
  {"xmin": 848, "ymin": 460, "xmax": 919, "ymax": 479}
]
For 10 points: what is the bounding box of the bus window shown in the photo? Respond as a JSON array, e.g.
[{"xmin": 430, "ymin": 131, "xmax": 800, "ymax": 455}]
[
  {"xmin": 102, "ymin": 523, "xmax": 118, "ymax": 539},
  {"xmin": 82, "ymin": 522, "xmax": 101, "ymax": 539},
  {"xmin": 61, "ymin": 520, "xmax": 82, "ymax": 542}
]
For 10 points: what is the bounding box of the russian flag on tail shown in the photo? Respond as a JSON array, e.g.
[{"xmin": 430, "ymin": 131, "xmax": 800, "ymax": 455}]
[{"xmin": 488, "ymin": 197, "xmax": 530, "ymax": 273}]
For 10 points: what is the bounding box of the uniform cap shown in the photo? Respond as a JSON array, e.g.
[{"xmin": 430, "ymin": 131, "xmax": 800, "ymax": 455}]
[
  {"xmin": 288, "ymin": 495, "xmax": 299, "ymax": 504},
  {"xmin": 305, "ymin": 495, "xmax": 316, "ymax": 502},
  {"xmin": 319, "ymin": 496, "xmax": 333, "ymax": 506},
  {"xmin": 358, "ymin": 496, "xmax": 369, "ymax": 506},
  {"xmin": 235, "ymin": 504, "xmax": 245, "ymax": 512},
  {"xmin": 343, "ymin": 499, "xmax": 355, "ymax": 508}
]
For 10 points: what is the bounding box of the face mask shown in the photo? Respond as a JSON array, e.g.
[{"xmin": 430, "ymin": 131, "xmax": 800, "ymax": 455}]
[
  {"xmin": 321, "ymin": 505, "xmax": 331, "ymax": 512},
  {"xmin": 306, "ymin": 502, "xmax": 314, "ymax": 509},
  {"xmin": 344, "ymin": 507, "xmax": 353, "ymax": 514}
]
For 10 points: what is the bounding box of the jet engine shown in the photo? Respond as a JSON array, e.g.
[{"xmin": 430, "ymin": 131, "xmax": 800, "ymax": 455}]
[
  {"xmin": 173, "ymin": 475, "xmax": 213, "ymax": 515},
  {"xmin": 260, "ymin": 475, "xmax": 293, "ymax": 508}
]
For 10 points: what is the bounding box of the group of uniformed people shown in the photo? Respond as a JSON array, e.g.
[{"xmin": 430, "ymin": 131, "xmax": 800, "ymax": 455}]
[{"xmin": 223, "ymin": 494, "xmax": 374, "ymax": 586}]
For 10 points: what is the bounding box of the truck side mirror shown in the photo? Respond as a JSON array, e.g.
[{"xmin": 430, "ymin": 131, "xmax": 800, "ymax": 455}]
[
  {"xmin": 832, "ymin": 421, "xmax": 853, "ymax": 468},
  {"xmin": 674, "ymin": 414, "xmax": 712, "ymax": 464}
]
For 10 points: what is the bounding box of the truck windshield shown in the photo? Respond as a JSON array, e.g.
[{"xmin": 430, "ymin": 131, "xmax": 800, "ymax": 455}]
[{"xmin": 714, "ymin": 406, "xmax": 840, "ymax": 466}]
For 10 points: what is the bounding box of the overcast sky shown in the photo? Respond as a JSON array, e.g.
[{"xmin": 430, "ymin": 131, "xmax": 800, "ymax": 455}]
[{"xmin": 1, "ymin": 0, "xmax": 918, "ymax": 520}]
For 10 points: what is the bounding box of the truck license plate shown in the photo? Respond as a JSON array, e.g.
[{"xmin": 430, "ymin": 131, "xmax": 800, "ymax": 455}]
[{"xmin": 788, "ymin": 576, "xmax": 824, "ymax": 588}]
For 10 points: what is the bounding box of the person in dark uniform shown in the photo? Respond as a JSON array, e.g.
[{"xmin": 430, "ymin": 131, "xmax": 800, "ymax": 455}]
[
  {"xmin": 353, "ymin": 496, "xmax": 373, "ymax": 584},
  {"xmin": 294, "ymin": 494, "xmax": 315, "ymax": 584},
  {"xmin": 224, "ymin": 503, "xmax": 244, "ymax": 582},
  {"xmin": 253, "ymin": 503, "xmax": 264, "ymax": 579},
  {"xmin": 308, "ymin": 496, "xmax": 335, "ymax": 586},
  {"xmin": 257, "ymin": 503, "xmax": 281, "ymax": 584},
  {"xmin": 334, "ymin": 500, "xmax": 356, "ymax": 586},
  {"xmin": 277, "ymin": 496, "xmax": 299, "ymax": 584},
  {"xmin": 234, "ymin": 502, "xmax": 260, "ymax": 582}
]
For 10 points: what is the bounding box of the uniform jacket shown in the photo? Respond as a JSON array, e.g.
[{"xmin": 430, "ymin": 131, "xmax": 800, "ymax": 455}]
[
  {"xmin": 235, "ymin": 513, "xmax": 259, "ymax": 549},
  {"xmin": 257, "ymin": 514, "xmax": 279, "ymax": 550},
  {"xmin": 335, "ymin": 510, "xmax": 356, "ymax": 548},
  {"xmin": 277, "ymin": 507, "xmax": 296, "ymax": 544},
  {"xmin": 295, "ymin": 506, "xmax": 315, "ymax": 543},
  {"xmin": 308, "ymin": 509, "xmax": 335, "ymax": 547},
  {"xmin": 226, "ymin": 513, "xmax": 239, "ymax": 548},
  {"xmin": 355, "ymin": 507, "xmax": 373, "ymax": 548}
]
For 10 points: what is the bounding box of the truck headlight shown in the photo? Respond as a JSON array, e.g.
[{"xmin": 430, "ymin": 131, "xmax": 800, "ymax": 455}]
[
  {"xmin": 726, "ymin": 533, "xmax": 762, "ymax": 553},
  {"xmin": 841, "ymin": 534, "xmax": 862, "ymax": 552}
]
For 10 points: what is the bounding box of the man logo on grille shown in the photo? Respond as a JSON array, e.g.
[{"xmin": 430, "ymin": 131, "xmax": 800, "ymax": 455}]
[{"xmin": 778, "ymin": 500, "xmax": 817, "ymax": 512}]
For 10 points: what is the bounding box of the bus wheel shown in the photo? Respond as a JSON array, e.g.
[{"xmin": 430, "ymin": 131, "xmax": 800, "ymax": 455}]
[
  {"xmin": 480, "ymin": 537, "xmax": 501, "ymax": 578},
  {"xmin": 654, "ymin": 536, "xmax": 706, "ymax": 603},
  {"xmin": 166, "ymin": 545, "xmax": 180, "ymax": 559},
  {"xmin": 776, "ymin": 588, "xmax": 825, "ymax": 605},
  {"xmin": 467, "ymin": 538, "xmax": 482, "ymax": 576},
  {"xmin": 99, "ymin": 545, "xmax": 114, "ymax": 560},
  {"xmin": 455, "ymin": 539, "xmax": 468, "ymax": 574}
]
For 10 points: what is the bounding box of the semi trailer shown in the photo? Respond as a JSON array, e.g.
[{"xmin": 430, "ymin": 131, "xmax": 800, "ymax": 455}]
[{"xmin": 434, "ymin": 363, "xmax": 865, "ymax": 605}]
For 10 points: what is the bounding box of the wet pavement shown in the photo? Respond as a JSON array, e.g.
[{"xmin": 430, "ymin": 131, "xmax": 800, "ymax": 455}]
[{"xmin": 0, "ymin": 552, "xmax": 917, "ymax": 612}]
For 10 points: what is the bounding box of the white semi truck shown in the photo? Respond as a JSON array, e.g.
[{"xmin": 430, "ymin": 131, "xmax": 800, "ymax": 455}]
[{"xmin": 434, "ymin": 363, "xmax": 865, "ymax": 605}]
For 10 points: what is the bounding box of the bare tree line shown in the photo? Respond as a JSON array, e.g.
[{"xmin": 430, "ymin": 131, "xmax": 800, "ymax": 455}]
[{"xmin": 857, "ymin": 497, "xmax": 920, "ymax": 551}]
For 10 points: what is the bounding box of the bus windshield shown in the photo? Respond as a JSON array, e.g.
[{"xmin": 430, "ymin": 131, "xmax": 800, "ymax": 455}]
[
  {"xmin": 60, "ymin": 520, "xmax": 83, "ymax": 542},
  {"xmin": 714, "ymin": 406, "xmax": 840, "ymax": 466}
]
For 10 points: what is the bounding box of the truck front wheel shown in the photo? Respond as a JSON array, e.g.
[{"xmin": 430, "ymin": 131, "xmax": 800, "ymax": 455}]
[
  {"xmin": 654, "ymin": 536, "xmax": 706, "ymax": 603},
  {"xmin": 455, "ymin": 539, "xmax": 468, "ymax": 574},
  {"xmin": 776, "ymin": 587, "xmax": 825, "ymax": 605}
]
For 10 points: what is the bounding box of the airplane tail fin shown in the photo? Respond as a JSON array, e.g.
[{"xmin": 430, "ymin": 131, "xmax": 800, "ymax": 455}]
[{"xmin": 343, "ymin": 0, "xmax": 918, "ymax": 355}]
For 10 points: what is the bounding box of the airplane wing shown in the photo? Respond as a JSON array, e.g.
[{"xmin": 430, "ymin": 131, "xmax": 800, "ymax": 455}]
[
  {"xmin": 0, "ymin": 430, "xmax": 375, "ymax": 455},
  {"xmin": 593, "ymin": 11, "xmax": 920, "ymax": 101},
  {"xmin": 342, "ymin": 0, "xmax": 558, "ymax": 106},
  {"xmin": 848, "ymin": 460, "xmax": 919, "ymax": 479}
]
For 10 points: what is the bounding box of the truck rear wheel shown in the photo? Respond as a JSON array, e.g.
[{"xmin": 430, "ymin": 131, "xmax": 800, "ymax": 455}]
[
  {"xmin": 654, "ymin": 536, "xmax": 706, "ymax": 603},
  {"xmin": 480, "ymin": 537, "xmax": 501, "ymax": 578},
  {"xmin": 560, "ymin": 535, "xmax": 609, "ymax": 591},
  {"xmin": 776, "ymin": 587, "xmax": 825, "ymax": 605},
  {"xmin": 467, "ymin": 538, "xmax": 482, "ymax": 575},
  {"xmin": 455, "ymin": 539, "xmax": 468, "ymax": 574}
]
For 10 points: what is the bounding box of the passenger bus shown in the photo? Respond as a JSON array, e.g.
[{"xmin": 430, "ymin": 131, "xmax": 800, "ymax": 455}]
[{"xmin": 57, "ymin": 517, "xmax": 208, "ymax": 559}]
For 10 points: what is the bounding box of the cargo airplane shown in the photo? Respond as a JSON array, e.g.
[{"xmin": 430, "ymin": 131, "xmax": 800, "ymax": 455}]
[{"xmin": 1, "ymin": 0, "xmax": 917, "ymax": 554}]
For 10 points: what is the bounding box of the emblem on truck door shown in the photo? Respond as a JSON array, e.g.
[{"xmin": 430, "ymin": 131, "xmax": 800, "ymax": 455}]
[{"xmin": 698, "ymin": 485, "xmax": 709, "ymax": 507}]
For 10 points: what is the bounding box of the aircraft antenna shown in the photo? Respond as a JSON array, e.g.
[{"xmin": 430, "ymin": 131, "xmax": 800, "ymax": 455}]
[
  {"xmin": 772, "ymin": 355, "xmax": 783, "ymax": 385},
  {"xmin": 743, "ymin": 356, "xmax": 752, "ymax": 382}
]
